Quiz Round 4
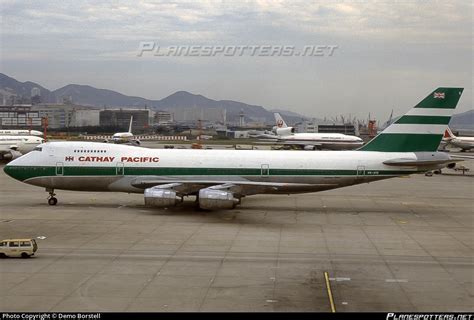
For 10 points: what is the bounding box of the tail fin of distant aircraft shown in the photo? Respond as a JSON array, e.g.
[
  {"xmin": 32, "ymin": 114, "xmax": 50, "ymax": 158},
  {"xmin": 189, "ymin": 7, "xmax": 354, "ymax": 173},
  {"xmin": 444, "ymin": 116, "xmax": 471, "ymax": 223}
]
[
  {"xmin": 128, "ymin": 116, "xmax": 133, "ymax": 134},
  {"xmin": 274, "ymin": 113, "xmax": 288, "ymax": 129},
  {"xmin": 359, "ymin": 87, "xmax": 463, "ymax": 152},
  {"xmin": 444, "ymin": 127, "xmax": 456, "ymax": 140}
]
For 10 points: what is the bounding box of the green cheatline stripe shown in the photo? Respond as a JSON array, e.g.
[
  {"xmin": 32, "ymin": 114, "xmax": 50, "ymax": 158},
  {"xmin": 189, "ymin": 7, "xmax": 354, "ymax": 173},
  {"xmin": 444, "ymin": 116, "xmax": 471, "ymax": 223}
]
[
  {"xmin": 359, "ymin": 133, "xmax": 443, "ymax": 152},
  {"xmin": 395, "ymin": 115, "xmax": 451, "ymax": 125},
  {"xmin": 5, "ymin": 166, "xmax": 418, "ymax": 182},
  {"xmin": 414, "ymin": 87, "xmax": 463, "ymax": 109}
]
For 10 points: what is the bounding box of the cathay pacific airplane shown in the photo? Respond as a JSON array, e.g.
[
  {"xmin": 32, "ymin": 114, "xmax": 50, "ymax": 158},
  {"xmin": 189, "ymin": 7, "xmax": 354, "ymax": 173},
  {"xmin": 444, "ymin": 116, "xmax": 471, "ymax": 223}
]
[{"xmin": 4, "ymin": 87, "xmax": 463, "ymax": 209}]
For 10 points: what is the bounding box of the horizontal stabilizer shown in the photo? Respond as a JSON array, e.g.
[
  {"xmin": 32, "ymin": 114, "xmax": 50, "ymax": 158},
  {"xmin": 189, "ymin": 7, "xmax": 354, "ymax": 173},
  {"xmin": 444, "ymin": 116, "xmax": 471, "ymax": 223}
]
[{"xmin": 383, "ymin": 158, "xmax": 463, "ymax": 166}]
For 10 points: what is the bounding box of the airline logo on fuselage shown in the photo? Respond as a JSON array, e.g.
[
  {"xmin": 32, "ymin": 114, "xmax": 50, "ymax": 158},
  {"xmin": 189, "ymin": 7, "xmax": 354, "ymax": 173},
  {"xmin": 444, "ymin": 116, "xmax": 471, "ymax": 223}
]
[{"xmin": 64, "ymin": 156, "xmax": 160, "ymax": 163}]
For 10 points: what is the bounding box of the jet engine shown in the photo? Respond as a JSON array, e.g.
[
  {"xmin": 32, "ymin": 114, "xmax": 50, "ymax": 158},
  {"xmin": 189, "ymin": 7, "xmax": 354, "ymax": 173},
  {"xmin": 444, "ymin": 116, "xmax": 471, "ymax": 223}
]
[
  {"xmin": 276, "ymin": 127, "xmax": 295, "ymax": 136},
  {"xmin": 0, "ymin": 150, "xmax": 22, "ymax": 161},
  {"xmin": 447, "ymin": 162, "xmax": 456, "ymax": 169},
  {"xmin": 144, "ymin": 187, "xmax": 181, "ymax": 207},
  {"xmin": 198, "ymin": 188, "xmax": 240, "ymax": 210},
  {"xmin": 130, "ymin": 139, "xmax": 141, "ymax": 146}
]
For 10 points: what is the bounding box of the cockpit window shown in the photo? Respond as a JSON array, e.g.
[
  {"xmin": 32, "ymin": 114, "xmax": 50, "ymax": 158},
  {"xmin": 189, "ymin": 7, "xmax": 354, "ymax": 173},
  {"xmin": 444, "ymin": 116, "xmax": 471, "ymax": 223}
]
[{"xmin": 33, "ymin": 146, "xmax": 42, "ymax": 152}]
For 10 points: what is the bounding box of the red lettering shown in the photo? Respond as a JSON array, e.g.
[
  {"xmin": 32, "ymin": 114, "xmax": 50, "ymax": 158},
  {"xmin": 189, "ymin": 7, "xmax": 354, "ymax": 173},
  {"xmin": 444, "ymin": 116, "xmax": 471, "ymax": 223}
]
[{"xmin": 119, "ymin": 156, "xmax": 158, "ymax": 163}]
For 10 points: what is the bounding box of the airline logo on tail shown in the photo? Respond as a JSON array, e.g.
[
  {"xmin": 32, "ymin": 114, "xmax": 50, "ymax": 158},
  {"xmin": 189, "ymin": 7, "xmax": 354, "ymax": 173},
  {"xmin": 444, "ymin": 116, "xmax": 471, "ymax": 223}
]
[
  {"xmin": 274, "ymin": 113, "xmax": 288, "ymax": 128},
  {"xmin": 444, "ymin": 127, "xmax": 455, "ymax": 139},
  {"xmin": 360, "ymin": 87, "xmax": 463, "ymax": 152}
]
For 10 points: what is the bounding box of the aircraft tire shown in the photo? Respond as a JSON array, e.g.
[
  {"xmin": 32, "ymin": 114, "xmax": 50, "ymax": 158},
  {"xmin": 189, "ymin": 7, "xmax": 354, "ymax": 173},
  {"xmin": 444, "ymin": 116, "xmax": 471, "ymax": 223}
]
[{"xmin": 48, "ymin": 197, "xmax": 58, "ymax": 206}]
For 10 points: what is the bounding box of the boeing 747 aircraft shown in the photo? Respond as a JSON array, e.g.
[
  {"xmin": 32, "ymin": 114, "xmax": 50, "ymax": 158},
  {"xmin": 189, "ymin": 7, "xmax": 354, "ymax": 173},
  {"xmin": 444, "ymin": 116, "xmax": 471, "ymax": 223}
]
[{"xmin": 4, "ymin": 88, "xmax": 463, "ymax": 209}]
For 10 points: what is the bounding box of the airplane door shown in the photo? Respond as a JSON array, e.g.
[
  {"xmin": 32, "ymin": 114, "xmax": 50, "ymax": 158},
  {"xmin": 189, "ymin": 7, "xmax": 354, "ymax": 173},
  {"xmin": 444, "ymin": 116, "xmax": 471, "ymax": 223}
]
[
  {"xmin": 116, "ymin": 162, "xmax": 125, "ymax": 175},
  {"xmin": 356, "ymin": 165, "xmax": 365, "ymax": 179},
  {"xmin": 55, "ymin": 162, "xmax": 64, "ymax": 176},
  {"xmin": 261, "ymin": 164, "xmax": 270, "ymax": 177}
]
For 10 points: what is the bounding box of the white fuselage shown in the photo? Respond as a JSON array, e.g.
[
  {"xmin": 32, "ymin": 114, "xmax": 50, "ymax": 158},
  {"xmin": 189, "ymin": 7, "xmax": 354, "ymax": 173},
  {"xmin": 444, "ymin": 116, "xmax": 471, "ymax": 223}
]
[
  {"xmin": 4, "ymin": 141, "xmax": 441, "ymax": 195},
  {"xmin": 111, "ymin": 132, "xmax": 134, "ymax": 143},
  {"xmin": 0, "ymin": 135, "xmax": 45, "ymax": 154},
  {"xmin": 447, "ymin": 137, "xmax": 474, "ymax": 150},
  {"xmin": 0, "ymin": 130, "xmax": 43, "ymax": 136},
  {"xmin": 277, "ymin": 132, "xmax": 364, "ymax": 150}
]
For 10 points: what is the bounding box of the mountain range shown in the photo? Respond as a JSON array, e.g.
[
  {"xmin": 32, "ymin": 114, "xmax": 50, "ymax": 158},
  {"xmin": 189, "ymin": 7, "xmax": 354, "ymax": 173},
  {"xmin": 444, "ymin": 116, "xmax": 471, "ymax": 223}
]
[
  {"xmin": 1, "ymin": 73, "xmax": 471, "ymax": 128},
  {"xmin": 0, "ymin": 73, "xmax": 306, "ymax": 124}
]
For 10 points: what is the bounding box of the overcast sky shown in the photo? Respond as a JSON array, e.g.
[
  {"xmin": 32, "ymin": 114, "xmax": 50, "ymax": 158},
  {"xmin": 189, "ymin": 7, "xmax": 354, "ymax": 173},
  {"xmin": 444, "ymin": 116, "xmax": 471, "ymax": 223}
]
[{"xmin": 0, "ymin": 0, "xmax": 472, "ymax": 120}]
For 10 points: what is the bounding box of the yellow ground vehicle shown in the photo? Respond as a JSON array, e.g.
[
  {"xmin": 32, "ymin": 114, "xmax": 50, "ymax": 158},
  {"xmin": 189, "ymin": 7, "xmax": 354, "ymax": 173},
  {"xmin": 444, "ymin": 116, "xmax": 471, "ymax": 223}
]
[{"xmin": 0, "ymin": 239, "xmax": 38, "ymax": 258}]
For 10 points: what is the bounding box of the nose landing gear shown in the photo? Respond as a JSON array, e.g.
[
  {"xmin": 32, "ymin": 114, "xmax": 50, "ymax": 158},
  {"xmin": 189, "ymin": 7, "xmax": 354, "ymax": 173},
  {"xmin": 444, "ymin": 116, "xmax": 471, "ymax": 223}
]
[{"xmin": 47, "ymin": 189, "xmax": 58, "ymax": 206}]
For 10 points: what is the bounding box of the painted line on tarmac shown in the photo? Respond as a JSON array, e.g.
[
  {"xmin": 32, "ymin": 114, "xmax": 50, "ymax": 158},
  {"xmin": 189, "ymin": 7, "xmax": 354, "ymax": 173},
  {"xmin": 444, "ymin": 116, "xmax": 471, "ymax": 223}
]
[
  {"xmin": 324, "ymin": 272, "xmax": 336, "ymax": 313},
  {"xmin": 385, "ymin": 279, "xmax": 408, "ymax": 283},
  {"xmin": 329, "ymin": 277, "xmax": 351, "ymax": 282}
]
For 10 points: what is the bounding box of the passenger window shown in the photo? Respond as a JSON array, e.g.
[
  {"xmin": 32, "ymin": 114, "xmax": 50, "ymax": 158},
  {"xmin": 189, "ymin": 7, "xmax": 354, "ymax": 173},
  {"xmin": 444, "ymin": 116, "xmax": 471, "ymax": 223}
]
[
  {"xmin": 0, "ymin": 242, "xmax": 5, "ymax": 247},
  {"xmin": 20, "ymin": 241, "xmax": 31, "ymax": 247},
  {"xmin": 33, "ymin": 147, "xmax": 42, "ymax": 152},
  {"xmin": 9, "ymin": 242, "xmax": 19, "ymax": 247}
]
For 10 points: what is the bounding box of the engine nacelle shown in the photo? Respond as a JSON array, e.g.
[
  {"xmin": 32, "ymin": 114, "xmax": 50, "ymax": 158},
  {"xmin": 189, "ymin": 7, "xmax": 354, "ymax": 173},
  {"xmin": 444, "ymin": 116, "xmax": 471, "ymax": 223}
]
[
  {"xmin": 198, "ymin": 189, "xmax": 239, "ymax": 210},
  {"xmin": 0, "ymin": 150, "xmax": 22, "ymax": 161},
  {"xmin": 276, "ymin": 127, "xmax": 295, "ymax": 136},
  {"xmin": 144, "ymin": 187, "xmax": 180, "ymax": 207},
  {"xmin": 447, "ymin": 162, "xmax": 456, "ymax": 169}
]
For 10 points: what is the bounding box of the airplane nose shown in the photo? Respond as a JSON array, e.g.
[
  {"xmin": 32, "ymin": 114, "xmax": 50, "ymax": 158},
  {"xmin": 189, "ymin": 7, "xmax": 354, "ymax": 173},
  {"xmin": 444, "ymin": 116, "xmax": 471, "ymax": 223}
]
[
  {"xmin": 3, "ymin": 164, "xmax": 14, "ymax": 179},
  {"xmin": 3, "ymin": 160, "xmax": 23, "ymax": 181}
]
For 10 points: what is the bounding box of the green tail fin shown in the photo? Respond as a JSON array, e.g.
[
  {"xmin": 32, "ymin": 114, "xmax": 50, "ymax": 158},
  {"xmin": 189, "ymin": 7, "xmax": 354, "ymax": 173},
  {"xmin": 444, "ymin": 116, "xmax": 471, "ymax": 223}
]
[{"xmin": 359, "ymin": 87, "xmax": 464, "ymax": 152}]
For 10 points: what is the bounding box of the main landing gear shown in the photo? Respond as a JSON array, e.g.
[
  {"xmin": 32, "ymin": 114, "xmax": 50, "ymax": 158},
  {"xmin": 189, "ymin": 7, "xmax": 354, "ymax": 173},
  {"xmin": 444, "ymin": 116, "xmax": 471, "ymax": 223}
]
[{"xmin": 47, "ymin": 189, "xmax": 58, "ymax": 206}]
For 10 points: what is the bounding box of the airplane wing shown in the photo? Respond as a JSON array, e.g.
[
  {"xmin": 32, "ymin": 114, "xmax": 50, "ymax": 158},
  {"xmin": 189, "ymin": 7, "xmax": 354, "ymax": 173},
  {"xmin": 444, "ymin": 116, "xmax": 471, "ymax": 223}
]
[
  {"xmin": 449, "ymin": 154, "xmax": 474, "ymax": 160},
  {"xmin": 130, "ymin": 176, "xmax": 337, "ymax": 196}
]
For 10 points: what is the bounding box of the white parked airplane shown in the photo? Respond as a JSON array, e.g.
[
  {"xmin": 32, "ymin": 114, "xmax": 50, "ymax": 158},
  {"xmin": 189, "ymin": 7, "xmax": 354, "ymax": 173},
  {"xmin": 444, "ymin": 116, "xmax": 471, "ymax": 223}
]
[
  {"xmin": 266, "ymin": 113, "xmax": 364, "ymax": 150},
  {"xmin": 0, "ymin": 129, "xmax": 43, "ymax": 136},
  {"xmin": 4, "ymin": 87, "xmax": 463, "ymax": 209},
  {"xmin": 0, "ymin": 135, "xmax": 45, "ymax": 161},
  {"xmin": 442, "ymin": 127, "xmax": 474, "ymax": 152},
  {"xmin": 109, "ymin": 116, "xmax": 140, "ymax": 146}
]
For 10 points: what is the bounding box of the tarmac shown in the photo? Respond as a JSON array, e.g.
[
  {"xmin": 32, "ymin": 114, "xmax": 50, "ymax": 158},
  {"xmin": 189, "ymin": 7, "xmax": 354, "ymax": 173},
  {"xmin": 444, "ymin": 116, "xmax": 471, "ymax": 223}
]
[{"xmin": 0, "ymin": 155, "xmax": 472, "ymax": 312}]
